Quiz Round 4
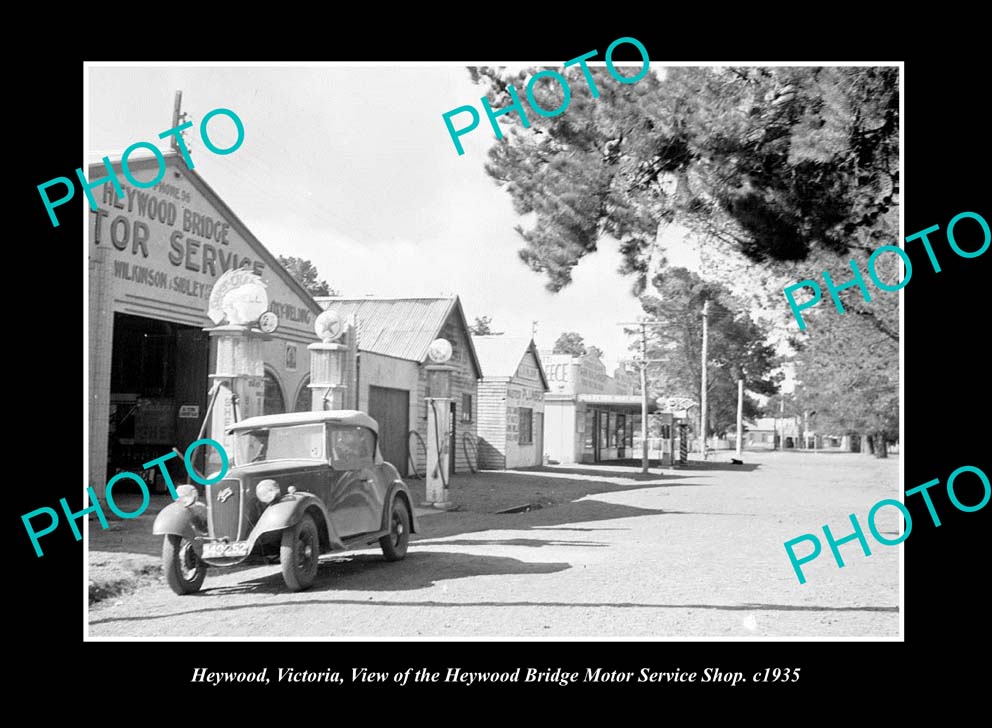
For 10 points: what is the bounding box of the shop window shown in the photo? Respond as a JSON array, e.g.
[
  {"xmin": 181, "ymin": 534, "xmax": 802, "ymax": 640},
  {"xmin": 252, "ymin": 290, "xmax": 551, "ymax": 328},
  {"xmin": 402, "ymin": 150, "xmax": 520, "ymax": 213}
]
[
  {"xmin": 599, "ymin": 411, "xmax": 610, "ymax": 448},
  {"xmin": 264, "ymin": 370, "xmax": 286, "ymax": 415},
  {"xmin": 583, "ymin": 409, "xmax": 595, "ymax": 451},
  {"xmin": 519, "ymin": 407, "xmax": 533, "ymax": 444},
  {"xmin": 462, "ymin": 393, "xmax": 473, "ymax": 422}
]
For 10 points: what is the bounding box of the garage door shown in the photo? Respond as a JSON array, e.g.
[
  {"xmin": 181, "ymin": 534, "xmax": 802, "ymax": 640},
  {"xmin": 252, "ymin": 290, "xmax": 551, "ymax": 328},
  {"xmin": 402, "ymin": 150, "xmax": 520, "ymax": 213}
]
[{"xmin": 368, "ymin": 385, "xmax": 410, "ymax": 476}]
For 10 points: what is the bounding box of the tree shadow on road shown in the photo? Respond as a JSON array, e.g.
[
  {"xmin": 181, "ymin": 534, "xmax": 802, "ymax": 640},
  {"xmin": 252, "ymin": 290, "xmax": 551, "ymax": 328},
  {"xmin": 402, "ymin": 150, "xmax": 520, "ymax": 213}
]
[
  {"xmin": 91, "ymin": 467, "xmax": 718, "ymax": 566},
  {"xmin": 417, "ymin": 496, "xmax": 700, "ymax": 541},
  {"xmin": 512, "ymin": 465, "xmax": 695, "ymax": 482},
  {"xmin": 412, "ymin": 537, "xmax": 610, "ymax": 548},
  {"xmin": 670, "ymin": 461, "xmax": 761, "ymax": 472}
]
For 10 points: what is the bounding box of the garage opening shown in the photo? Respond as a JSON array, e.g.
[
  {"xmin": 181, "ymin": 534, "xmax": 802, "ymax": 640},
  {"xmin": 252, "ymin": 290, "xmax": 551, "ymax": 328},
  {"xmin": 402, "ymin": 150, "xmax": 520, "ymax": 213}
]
[{"xmin": 108, "ymin": 312, "xmax": 209, "ymax": 492}]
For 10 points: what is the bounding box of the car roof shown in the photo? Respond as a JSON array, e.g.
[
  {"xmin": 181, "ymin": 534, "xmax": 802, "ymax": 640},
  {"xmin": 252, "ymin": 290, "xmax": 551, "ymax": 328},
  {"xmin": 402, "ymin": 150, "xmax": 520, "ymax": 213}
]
[{"xmin": 227, "ymin": 409, "xmax": 379, "ymax": 434}]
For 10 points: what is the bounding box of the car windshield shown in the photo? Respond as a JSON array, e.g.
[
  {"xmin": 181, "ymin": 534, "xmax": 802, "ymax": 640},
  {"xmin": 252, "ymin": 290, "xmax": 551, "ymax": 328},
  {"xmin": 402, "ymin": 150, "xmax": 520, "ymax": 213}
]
[{"xmin": 235, "ymin": 424, "xmax": 325, "ymax": 464}]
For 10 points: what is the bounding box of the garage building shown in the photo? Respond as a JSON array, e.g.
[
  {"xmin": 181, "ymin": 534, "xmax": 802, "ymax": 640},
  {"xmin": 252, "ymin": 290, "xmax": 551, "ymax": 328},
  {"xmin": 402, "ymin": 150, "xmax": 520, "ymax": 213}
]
[
  {"xmin": 315, "ymin": 296, "xmax": 482, "ymax": 477},
  {"xmin": 88, "ymin": 151, "xmax": 320, "ymax": 497}
]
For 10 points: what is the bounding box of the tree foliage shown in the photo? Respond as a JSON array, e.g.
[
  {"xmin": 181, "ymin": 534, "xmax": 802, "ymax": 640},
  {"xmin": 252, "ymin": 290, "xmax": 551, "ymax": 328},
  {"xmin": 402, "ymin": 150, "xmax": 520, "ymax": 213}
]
[
  {"xmin": 472, "ymin": 65, "xmax": 898, "ymax": 298},
  {"xmin": 790, "ymin": 289, "xmax": 898, "ymax": 451},
  {"xmin": 469, "ymin": 315, "xmax": 503, "ymax": 336},
  {"xmin": 278, "ymin": 255, "xmax": 337, "ymax": 298},
  {"xmin": 553, "ymin": 331, "xmax": 587, "ymax": 356},
  {"xmin": 640, "ymin": 268, "xmax": 780, "ymax": 436}
]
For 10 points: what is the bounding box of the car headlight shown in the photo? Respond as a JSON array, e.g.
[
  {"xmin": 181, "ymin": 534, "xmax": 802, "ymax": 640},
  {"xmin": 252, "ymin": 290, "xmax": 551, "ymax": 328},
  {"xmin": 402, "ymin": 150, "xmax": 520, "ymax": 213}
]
[
  {"xmin": 176, "ymin": 484, "xmax": 198, "ymax": 508},
  {"xmin": 256, "ymin": 479, "xmax": 281, "ymax": 504}
]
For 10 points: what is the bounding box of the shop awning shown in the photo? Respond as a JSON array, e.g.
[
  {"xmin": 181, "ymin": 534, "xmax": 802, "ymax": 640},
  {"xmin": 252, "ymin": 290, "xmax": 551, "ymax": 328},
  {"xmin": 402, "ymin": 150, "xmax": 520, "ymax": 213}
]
[{"xmin": 577, "ymin": 394, "xmax": 660, "ymax": 411}]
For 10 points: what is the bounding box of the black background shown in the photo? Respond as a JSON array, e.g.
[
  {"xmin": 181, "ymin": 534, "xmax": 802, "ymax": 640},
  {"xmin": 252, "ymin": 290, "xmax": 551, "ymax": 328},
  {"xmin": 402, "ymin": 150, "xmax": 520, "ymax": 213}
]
[{"xmin": 16, "ymin": 31, "xmax": 988, "ymax": 706}]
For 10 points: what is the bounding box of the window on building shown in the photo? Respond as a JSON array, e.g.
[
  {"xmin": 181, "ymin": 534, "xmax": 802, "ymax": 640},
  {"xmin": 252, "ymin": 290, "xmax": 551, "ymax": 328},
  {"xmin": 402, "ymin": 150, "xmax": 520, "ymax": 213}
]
[
  {"xmin": 462, "ymin": 393, "xmax": 473, "ymax": 422},
  {"xmin": 583, "ymin": 409, "xmax": 595, "ymax": 451},
  {"xmin": 519, "ymin": 407, "xmax": 533, "ymax": 444}
]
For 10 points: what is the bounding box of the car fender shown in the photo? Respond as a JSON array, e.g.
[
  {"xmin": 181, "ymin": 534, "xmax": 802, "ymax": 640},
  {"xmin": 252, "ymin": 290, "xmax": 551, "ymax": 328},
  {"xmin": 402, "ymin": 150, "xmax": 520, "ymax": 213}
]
[
  {"xmin": 381, "ymin": 482, "xmax": 418, "ymax": 535},
  {"xmin": 247, "ymin": 494, "xmax": 345, "ymax": 552},
  {"xmin": 152, "ymin": 501, "xmax": 208, "ymax": 540}
]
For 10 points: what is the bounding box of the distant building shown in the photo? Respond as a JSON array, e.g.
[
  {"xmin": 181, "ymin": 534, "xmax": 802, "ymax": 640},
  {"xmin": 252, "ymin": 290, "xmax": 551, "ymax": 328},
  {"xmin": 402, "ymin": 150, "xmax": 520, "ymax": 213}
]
[
  {"xmin": 472, "ymin": 336, "xmax": 550, "ymax": 470},
  {"xmin": 744, "ymin": 416, "xmax": 801, "ymax": 449},
  {"xmin": 316, "ymin": 296, "xmax": 482, "ymax": 476}
]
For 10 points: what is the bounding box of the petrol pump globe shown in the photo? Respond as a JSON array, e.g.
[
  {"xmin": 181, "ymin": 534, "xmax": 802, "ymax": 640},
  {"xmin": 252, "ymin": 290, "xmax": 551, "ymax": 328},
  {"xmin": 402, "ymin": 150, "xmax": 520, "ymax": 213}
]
[
  {"xmin": 426, "ymin": 338, "xmax": 454, "ymax": 397},
  {"xmin": 208, "ymin": 268, "xmax": 269, "ymax": 325}
]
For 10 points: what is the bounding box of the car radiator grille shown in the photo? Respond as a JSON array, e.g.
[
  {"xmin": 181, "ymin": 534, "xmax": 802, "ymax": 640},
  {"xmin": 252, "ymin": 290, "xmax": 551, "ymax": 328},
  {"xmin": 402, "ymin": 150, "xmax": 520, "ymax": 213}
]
[{"xmin": 208, "ymin": 478, "xmax": 242, "ymax": 541}]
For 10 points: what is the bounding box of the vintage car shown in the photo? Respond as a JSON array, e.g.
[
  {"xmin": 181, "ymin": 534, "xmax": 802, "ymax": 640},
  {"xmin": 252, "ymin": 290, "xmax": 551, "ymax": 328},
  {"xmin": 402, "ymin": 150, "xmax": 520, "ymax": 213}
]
[{"xmin": 152, "ymin": 410, "xmax": 417, "ymax": 593}]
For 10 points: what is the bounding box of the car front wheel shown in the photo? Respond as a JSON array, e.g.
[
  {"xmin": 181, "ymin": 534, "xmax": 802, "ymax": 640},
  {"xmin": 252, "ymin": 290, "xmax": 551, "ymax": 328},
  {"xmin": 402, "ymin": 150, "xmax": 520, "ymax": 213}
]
[
  {"xmin": 163, "ymin": 535, "xmax": 206, "ymax": 595},
  {"xmin": 379, "ymin": 497, "xmax": 411, "ymax": 561},
  {"xmin": 281, "ymin": 514, "xmax": 319, "ymax": 591}
]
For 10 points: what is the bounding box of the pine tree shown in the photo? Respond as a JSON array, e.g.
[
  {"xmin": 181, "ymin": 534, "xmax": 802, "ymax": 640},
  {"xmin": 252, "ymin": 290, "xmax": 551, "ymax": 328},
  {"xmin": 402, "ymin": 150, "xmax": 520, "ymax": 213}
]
[
  {"xmin": 639, "ymin": 268, "xmax": 780, "ymax": 437},
  {"xmin": 472, "ymin": 65, "xmax": 898, "ymax": 298}
]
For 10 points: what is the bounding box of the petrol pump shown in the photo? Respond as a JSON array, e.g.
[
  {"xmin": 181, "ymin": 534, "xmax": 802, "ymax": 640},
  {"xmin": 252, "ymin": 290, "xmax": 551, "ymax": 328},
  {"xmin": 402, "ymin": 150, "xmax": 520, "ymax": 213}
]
[
  {"xmin": 203, "ymin": 268, "xmax": 273, "ymax": 474},
  {"xmin": 424, "ymin": 338, "xmax": 454, "ymax": 508},
  {"xmin": 309, "ymin": 310, "xmax": 348, "ymax": 410}
]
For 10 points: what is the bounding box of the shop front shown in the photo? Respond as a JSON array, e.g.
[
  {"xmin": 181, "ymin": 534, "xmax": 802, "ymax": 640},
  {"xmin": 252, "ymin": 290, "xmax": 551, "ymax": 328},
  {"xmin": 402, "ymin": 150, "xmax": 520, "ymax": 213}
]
[
  {"xmin": 88, "ymin": 151, "xmax": 321, "ymax": 498},
  {"xmin": 542, "ymin": 352, "xmax": 663, "ymax": 465}
]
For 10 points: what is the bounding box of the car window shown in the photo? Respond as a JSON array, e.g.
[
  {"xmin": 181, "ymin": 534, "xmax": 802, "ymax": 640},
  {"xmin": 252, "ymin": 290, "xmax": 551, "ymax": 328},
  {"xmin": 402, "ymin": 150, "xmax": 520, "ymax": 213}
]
[
  {"xmin": 235, "ymin": 424, "xmax": 325, "ymax": 463},
  {"xmin": 329, "ymin": 426, "xmax": 376, "ymax": 470}
]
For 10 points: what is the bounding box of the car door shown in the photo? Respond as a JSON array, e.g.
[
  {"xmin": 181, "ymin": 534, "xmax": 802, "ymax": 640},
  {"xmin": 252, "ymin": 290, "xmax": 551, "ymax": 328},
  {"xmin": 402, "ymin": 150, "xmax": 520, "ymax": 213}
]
[{"xmin": 328, "ymin": 426, "xmax": 383, "ymax": 536}]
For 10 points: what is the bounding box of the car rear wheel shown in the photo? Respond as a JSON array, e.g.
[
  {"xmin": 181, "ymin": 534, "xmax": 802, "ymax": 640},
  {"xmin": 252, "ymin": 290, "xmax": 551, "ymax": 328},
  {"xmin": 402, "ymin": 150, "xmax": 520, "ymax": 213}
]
[
  {"xmin": 379, "ymin": 497, "xmax": 410, "ymax": 561},
  {"xmin": 281, "ymin": 514, "xmax": 319, "ymax": 591},
  {"xmin": 163, "ymin": 535, "xmax": 206, "ymax": 595}
]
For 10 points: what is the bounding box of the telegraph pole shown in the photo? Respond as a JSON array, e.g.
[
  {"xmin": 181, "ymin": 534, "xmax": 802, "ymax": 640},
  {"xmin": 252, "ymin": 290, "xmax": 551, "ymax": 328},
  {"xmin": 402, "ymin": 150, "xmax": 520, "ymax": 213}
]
[
  {"xmin": 618, "ymin": 319, "xmax": 665, "ymax": 474},
  {"xmin": 700, "ymin": 299, "xmax": 709, "ymax": 459},
  {"xmin": 736, "ymin": 378, "xmax": 744, "ymax": 457},
  {"xmin": 639, "ymin": 322, "xmax": 649, "ymax": 473},
  {"xmin": 776, "ymin": 395, "xmax": 784, "ymax": 450},
  {"xmin": 172, "ymin": 90, "xmax": 193, "ymax": 167}
]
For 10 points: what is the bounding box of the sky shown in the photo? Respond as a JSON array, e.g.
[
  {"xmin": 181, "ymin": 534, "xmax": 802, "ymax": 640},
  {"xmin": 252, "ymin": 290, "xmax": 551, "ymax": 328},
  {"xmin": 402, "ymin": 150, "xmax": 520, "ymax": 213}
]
[{"xmin": 86, "ymin": 63, "xmax": 708, "ymax": 373}]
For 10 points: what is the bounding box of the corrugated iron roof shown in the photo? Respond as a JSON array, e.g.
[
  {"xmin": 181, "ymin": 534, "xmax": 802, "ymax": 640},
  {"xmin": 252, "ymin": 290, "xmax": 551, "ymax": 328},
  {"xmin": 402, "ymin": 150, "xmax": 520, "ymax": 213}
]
[{"xmin": 317, "ymin": 296, "xmax": 482, "ymax": 376}]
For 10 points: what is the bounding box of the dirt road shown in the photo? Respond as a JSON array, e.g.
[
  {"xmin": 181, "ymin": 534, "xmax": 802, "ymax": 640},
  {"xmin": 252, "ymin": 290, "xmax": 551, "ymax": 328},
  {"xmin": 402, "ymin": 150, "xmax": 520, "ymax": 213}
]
[{"xmin": 87, "ymin": 451, "xmax": 900, "ymax": 638}]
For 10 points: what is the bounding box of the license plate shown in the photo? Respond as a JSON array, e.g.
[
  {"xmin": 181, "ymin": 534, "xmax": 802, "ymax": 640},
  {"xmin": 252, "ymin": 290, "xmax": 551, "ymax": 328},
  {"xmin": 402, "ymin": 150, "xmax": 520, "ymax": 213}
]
[{"xmin": 202, "ymin": 541, "xmax": 250, "ymax": 558}]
